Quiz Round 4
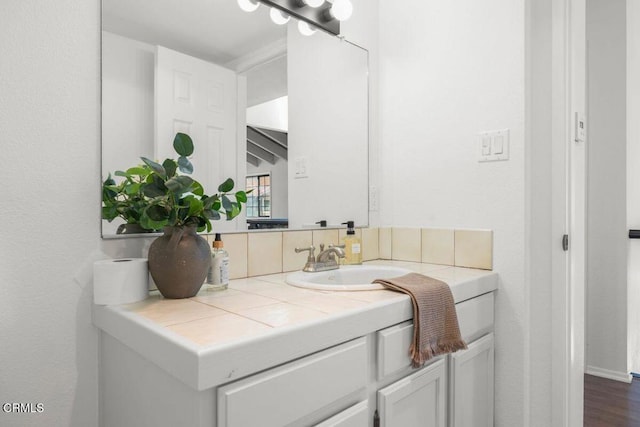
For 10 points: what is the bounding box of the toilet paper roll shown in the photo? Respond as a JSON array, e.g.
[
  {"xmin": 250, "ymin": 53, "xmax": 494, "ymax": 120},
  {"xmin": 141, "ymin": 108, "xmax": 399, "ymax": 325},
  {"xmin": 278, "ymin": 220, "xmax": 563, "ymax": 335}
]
[{"xmin": 93, "ymin": 258, "xmax": 149, "ymax": 305}]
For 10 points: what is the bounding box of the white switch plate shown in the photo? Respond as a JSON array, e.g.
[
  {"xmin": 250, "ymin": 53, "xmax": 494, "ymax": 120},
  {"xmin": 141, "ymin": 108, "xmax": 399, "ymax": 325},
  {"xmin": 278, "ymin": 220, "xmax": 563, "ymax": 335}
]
[
  {"xmin": 478, "ymin": 129, "xmax": 510, "ymax": 162},
  {"xmin": 294, "ymin": 157, "xmax": 309, "ymax": 179}
]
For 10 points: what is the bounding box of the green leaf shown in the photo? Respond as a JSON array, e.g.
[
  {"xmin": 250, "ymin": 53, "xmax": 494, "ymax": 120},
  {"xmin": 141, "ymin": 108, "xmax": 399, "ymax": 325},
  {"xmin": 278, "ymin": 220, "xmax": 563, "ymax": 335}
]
[
  {"xmin": 226, "ymin": 203, "xmax": 241, "ymax": 220},
  {"xmin": 205, "ymin": 209, "xmax": 221, "ymax": 221},
  {"xmin": 126, "ymin": 166, "xmax": 149, "ymax": 176},
  {"xmin": 173, "ymin": 133, "xmax": 194, "ymax": 157},
  {"xmin": 212, "ymin": 199, "xmax": 221, "ymax": 211},
  {"xmin": 103, "ymin": 174, "xmax": 116, "ymax": 186},
  {"xmin": 177, "ymin": 156, "xmax": 193, "ymax": 174},
  {"xmin": 124, "ymin": 183, "xmax": 141, "ymax": 196},
  {"xmin": 141, "ymin": 179, "xmax": 167, "ymax": 198},
  {"xmin": 235, "ymin": 191, "xmax": 247, "ymax": 203},
  {"xmin": 145, "ymin": 204, "xmax": 170, "ymax": 221},
  {"xmin": 191, "ymin": 180, "xmax": 204, "ymax": 197},
  {"xmin": 182, "ymin": 195, "xmax": 204, "ymax": 217},
  {"xmin": 218, "ymin": 178, "xmax": 234, "ymax": 193},
  {"xmin": 221, "ymin": 195, "xmax": 232, "ymax": 212},
  {"xmin": 114, "ymin": 170, "xmax": 128, "ymax": 178},
  {"xmin": 102, "ymin": 205, "xmax": 118, "ymax": 221},
  {"xmin": 140, "ymin": 210, "xmax": 168, "ymax": 230},
  {"xmin": 141, "ymin": 157, "xmax": 167, "ymax": 178},
  {"xmin": 165, "ymin": 175, "xmax": 194, "ymax": 195},
  {"xmin": 162, "ymin": 159, "xmax": 177, "ymax": 178}
]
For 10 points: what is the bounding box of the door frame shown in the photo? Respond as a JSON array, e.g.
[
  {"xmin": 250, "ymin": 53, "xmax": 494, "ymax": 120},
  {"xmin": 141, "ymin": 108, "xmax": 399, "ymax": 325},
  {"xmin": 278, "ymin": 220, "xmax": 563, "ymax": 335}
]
[{"xmin": 550, "ymin": 0, "xmax": 586, "ymax": 425}]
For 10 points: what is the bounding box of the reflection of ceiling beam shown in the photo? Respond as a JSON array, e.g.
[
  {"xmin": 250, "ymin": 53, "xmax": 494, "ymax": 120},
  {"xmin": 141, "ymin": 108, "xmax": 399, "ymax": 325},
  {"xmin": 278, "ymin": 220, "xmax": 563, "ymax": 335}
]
[
  {"xmin": 247, "ymin": 141, "xmax": 276, "ymax": 165},
  {"xmin": 247, "ymin": 126, "xmax": 288, "ymax": 160},
  {"xmin": 257, "ymin": 127, "xmax": 288, "ymax": 147},
  {"xmin": 247, "ymin": 153, "xmax": 260, "ymax": 167}
]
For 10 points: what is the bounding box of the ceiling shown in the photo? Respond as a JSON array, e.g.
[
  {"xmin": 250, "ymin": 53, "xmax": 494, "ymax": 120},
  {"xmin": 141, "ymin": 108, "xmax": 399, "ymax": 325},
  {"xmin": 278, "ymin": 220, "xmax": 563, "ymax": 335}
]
[{"xmin": 102, "ymin": 0, "xmax": 286, "ymax": 65}]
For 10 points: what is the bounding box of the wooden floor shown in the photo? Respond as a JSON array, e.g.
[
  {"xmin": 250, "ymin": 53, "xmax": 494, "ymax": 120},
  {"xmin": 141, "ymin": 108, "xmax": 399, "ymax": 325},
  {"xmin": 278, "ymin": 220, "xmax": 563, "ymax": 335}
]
[{"xmin": 584, "ymin": 374, "xmax": 640, "ymax": 426}]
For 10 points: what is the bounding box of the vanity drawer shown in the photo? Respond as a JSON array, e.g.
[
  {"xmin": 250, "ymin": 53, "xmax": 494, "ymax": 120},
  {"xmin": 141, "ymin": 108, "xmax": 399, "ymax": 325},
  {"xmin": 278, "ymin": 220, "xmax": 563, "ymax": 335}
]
[
  {"xmin": 218, "ymin": 337, "xmax": 368, "ymax": 427},
  {"xmin": 314, "ymin": 400, "xmax": 369, "ymax": 427},
  {"xmin": 377, "ymin": 292, "xmax": 494, "ymax": 380}
]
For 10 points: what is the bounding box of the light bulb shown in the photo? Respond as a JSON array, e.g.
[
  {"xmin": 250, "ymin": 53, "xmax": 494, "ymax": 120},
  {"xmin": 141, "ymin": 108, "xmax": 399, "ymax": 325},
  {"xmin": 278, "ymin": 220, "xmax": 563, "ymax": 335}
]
[
  {"xmin": 237, "ymin": 0, "xmax": 260, "ymax": 13},
  {"xmin": 269, "ymin": 8, "xmax": 290, "ymax": 25},
  {"xmin": 330, "ymin": 0, "xmax": 352, "ymax": 21},
  {"xmin": 301, "ymin": 0, "xmax": 324, "ymax": 8},
  {"xmin": 298, "ymin": 21, "xmax": 317, "ymax": 36}
]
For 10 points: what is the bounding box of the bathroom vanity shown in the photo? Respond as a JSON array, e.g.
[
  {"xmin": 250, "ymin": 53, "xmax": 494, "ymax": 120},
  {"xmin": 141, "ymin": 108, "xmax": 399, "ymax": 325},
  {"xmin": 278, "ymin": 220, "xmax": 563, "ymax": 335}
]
[{"xmin": 93, "ymin": 260, "xmax": 497, "ymax": 427}]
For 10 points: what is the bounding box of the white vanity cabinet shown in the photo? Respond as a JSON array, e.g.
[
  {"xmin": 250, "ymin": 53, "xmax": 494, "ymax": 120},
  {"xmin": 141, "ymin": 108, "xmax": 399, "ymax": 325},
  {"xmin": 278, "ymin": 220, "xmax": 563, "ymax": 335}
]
[
  {"xmin": 374, "ymin": 291, "xmax": 495, "ymax": 427},
  {"xmin": 94, "ymin": 266, "xmax": 498, "ymax": 427}
]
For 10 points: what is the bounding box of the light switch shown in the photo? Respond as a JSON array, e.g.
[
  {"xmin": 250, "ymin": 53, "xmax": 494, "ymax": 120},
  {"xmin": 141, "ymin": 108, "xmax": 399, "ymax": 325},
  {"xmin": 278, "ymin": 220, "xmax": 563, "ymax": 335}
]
[
  {"xmin": 294, "ymin": 157, "xmax": 309, "ymax": 179},
  {"xmin": 478, "ymin": 129, "xmax": 509, "ymax": 162},
  {"xmin": 492, "ymin": 135, "xmax": 504, "ymax": 154},
  {"xmin": 482, "ymin": 136, "xmax": 491, "ymax": 156}
]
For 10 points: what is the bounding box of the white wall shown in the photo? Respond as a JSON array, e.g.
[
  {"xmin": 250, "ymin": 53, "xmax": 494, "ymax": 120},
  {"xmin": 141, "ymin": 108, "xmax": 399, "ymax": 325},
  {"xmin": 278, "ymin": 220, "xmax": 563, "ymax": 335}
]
[
  {"xmin": 379, "ymin": 0, "xmax": 526, "ymax": 425},
  {"xmin": 585, "ymin": 0, "xmax": 629, "ymax": 379},
  {"xmin": 628, "ymin": 0, "xmax": 640, "ymax": 374},
  {"xmin": 0, "ymin": 1, "xmax": 100, "ymax": 426}
]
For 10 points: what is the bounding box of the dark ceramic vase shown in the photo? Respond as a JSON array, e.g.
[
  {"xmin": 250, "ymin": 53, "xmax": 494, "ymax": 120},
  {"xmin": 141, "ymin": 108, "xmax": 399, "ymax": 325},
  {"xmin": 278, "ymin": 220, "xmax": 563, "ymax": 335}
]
[{"xmin": 148, "ymin": 226, "xmax": 210, "ymax": 299}]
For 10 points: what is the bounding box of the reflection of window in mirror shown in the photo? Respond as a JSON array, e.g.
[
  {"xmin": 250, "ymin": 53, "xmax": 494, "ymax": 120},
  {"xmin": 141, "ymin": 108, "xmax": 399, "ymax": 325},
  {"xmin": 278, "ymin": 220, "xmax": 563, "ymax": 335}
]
[{"xmin": 246, "ymin": 174, "xmax": 272, "ymax": 218}]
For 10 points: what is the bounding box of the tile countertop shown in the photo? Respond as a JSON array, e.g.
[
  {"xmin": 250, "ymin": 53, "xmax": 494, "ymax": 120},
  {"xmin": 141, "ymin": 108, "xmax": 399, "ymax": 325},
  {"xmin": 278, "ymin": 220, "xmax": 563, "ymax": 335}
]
[{"xmin": 92, "ymin": 260, "xmax": 498, "ymax": 391}]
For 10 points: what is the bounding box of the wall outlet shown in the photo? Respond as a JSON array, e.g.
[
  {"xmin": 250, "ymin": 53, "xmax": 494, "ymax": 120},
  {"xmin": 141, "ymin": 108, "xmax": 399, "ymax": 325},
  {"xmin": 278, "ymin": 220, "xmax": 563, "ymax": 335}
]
[{"xmin": 478, "ymin": 129, "xmax": 510, "ymax": 162}]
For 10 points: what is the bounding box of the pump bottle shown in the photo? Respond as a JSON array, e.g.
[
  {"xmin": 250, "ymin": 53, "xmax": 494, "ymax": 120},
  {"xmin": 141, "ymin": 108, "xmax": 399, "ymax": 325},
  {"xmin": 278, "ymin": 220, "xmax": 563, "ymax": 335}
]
[
  {"xmin": 341, "ymin": 221, "xmax": 362, "ymax": 265},
  {"xmin": 206, "ymin": 233, "xmax": 230, "ymax": 290}
]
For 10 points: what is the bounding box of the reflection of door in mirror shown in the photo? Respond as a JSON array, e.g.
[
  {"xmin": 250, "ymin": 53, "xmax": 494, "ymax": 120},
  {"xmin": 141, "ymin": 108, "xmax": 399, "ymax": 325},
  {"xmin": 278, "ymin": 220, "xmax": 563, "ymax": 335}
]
[{"xmin": 155, "ymin": 46, "xmax": 245, "ymax": 233}]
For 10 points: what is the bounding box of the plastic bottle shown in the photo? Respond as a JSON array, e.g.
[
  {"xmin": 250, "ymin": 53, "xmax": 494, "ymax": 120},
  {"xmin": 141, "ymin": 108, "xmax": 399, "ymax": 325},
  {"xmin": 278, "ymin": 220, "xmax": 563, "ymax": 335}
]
[
  {"xmin": 341, "ymin": 221, "xmax": 362, "ymax": 265},
  {"xmin": 206, "ymin": 233, "xmax": 229, "ymax": 290}
]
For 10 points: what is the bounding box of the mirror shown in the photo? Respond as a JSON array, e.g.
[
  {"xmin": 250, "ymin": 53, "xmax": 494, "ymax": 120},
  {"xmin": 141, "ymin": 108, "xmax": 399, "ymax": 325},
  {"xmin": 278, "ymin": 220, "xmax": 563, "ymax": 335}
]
[{"xmin": 101, "ymin": 0, "xmax": 369, "ymax": 237}]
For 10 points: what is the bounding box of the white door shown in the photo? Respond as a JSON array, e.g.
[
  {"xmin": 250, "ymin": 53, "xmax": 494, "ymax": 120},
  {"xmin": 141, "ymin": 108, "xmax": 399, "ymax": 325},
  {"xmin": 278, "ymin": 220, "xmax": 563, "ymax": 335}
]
[
  {"xmin": 448, "ymin": 333, "xmax": 494, "ymax": 427},
  {"xmin": 155, "ymin": 46, "xmax": 245, "ymax": 231},
  {"xmin": 377, "ymin": 358, "xmax": 446, "ymax": 427}
]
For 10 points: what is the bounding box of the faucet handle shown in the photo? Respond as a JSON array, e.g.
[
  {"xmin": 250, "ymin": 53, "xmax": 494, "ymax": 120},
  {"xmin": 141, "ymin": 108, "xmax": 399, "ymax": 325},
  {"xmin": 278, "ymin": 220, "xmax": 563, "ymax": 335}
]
[
  {"xmin": 295, "ymin": 246, "xmax": 316, "ymax": 262},
  {"xmin": 319, "ymin": 243, "xmax": 325, "ymax": 252}
]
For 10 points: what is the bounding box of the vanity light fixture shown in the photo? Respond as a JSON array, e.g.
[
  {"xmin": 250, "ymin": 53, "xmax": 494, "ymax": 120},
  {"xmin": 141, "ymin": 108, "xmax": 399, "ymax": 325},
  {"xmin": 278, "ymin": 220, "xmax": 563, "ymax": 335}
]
[
  {"xmin": 238, "ymin": 0, "xmax": 348, "ymax": 36},
  {"xmin": 297, "ymin": 21, "xmax": 317, "ymax": 36},
  {"xmin": 327, "ymin": 0, "xmax": 353, "ymax": 22},
  {"xmin": 270, "ymin": 8, "xmax": 291, "ymax": 25},
  {"xmin": 237, "ymin": 0, "xmax": 260, "ymax": 12},
  {"xmin": 298, "ymin": 0, "xmax": 324, "ymax": 8}
]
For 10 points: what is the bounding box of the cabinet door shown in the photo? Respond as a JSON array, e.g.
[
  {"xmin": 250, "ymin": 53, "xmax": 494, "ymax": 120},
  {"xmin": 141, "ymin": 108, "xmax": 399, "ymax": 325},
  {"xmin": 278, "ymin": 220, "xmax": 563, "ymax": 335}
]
[
  {"xmin": 377, "ymin": 358, "xmax": 446, "ymax": 427},
  {"xmin": 449, "ymin": 333, "xmax": 494, "ymax": 427},
  {"xmin": 314, "ymin": 401, "xmax": 369, "ymax": 427}
]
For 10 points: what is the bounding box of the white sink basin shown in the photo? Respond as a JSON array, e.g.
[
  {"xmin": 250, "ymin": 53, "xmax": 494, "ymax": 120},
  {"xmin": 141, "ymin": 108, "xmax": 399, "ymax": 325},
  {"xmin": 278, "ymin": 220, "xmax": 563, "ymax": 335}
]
[{"xmin": 286, "ymin": 265, "xmax": 412, "ymax": 291}]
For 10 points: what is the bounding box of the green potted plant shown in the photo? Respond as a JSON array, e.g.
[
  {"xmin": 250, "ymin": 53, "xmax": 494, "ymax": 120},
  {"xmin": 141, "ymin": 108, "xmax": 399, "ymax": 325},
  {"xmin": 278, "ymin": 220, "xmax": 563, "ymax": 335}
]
[{"xmin": 102, "ymin": 132, "xmax": 249, "ymax": 299}]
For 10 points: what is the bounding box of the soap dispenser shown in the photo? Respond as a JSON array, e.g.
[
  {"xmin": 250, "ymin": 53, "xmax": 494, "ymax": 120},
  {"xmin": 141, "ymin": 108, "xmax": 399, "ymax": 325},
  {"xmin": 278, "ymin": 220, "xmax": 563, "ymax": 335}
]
[
  {"xmin": 341, "ymin": 221, "xmax": 362, "ymax": 265},
  {"xmin": 206, "ymin": 233, "xmax": 230, "ymax": 290}
]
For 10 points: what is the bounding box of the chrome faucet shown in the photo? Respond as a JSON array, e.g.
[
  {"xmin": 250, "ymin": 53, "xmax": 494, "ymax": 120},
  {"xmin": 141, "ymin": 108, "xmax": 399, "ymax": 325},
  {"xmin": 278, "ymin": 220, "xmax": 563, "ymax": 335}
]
[{"xmin": 295, "ymin": 244, "xmax": 346, "ymax": 272}]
